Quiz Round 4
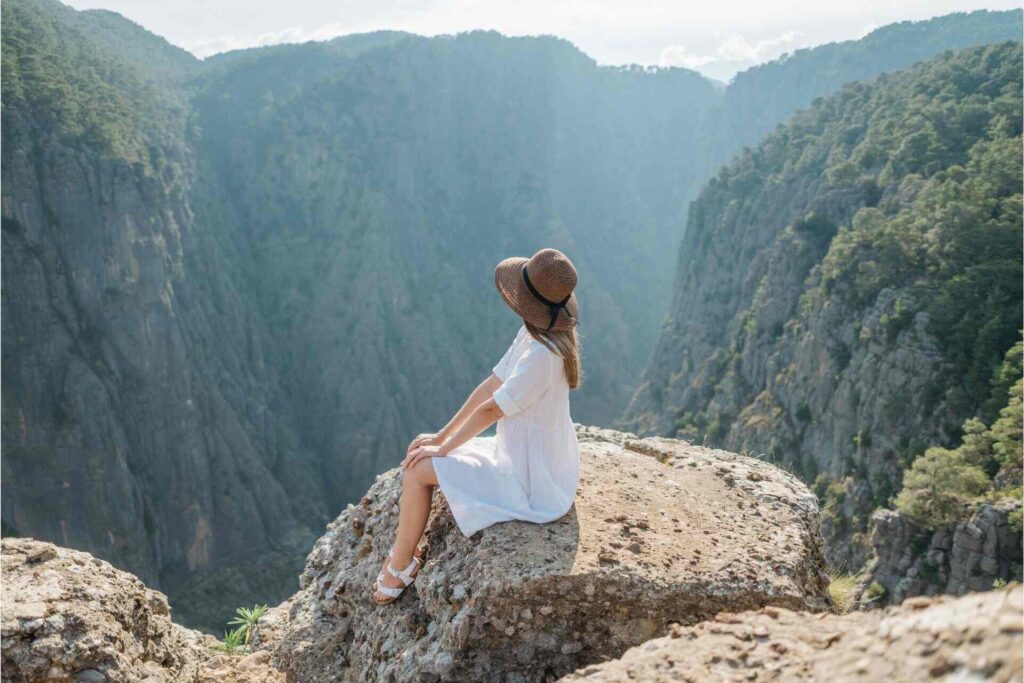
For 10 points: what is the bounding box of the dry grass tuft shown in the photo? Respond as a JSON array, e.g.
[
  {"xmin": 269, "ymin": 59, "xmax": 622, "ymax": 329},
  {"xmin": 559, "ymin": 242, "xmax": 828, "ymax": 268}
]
[{"xmin": 828, "ymin": 573, "xmax": 860, "ymax": 614}]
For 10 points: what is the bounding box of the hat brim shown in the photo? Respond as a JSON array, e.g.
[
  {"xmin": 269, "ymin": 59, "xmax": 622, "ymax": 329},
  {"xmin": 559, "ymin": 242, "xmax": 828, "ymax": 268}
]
[{"xmin": 494, "ymin": 256, "xmax": 578, "ymax": 332}]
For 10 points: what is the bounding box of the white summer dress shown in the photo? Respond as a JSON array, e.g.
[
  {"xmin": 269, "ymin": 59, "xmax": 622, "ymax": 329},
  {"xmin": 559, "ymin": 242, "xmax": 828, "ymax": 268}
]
[{"xmin": 432, "ymin": 325, "xmax": 581, "ymax": 537}]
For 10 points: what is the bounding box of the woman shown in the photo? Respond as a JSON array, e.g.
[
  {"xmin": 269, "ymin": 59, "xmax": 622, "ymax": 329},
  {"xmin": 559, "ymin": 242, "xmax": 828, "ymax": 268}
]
[{"xmin": 372, "ymin": 248, "xmax": 582, "ymax": 605}]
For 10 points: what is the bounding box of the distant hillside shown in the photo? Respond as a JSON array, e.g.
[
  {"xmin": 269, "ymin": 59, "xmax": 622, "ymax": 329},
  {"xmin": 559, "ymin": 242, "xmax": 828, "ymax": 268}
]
[
  {"xmin": 625, "ymin": 42, "xmax": 1023, "ymax": 570},
  {"xmin": 699, "ymin": 9, "xmax": 1023, "ymax": 184}
]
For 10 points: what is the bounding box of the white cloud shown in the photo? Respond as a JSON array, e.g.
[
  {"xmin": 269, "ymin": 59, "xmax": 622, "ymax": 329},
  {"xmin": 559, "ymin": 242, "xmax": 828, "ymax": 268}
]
[
  {"xmin": 658, "ymin": 45, "xmax": 715, "ymax": 69},
  {"xmin": 659, "ymin": 30, "xmax": 806, "ymax": 79},
  {"xmin": 184, "ymin": 23, "xmax": 353, "ymax": 58},
  {"xmin": 719, "ymin": 30, "xmax": 803, "ymax": 61},
  {"xmin": 857, "ymin": 22, "xmax": 880, "ymax": 38}
]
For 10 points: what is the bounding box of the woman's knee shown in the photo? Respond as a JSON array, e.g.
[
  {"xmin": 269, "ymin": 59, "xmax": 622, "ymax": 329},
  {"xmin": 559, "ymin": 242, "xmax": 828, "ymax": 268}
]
[{"xmin": 404, "ymin": 459, "xmax": 438, "ymax": 488}]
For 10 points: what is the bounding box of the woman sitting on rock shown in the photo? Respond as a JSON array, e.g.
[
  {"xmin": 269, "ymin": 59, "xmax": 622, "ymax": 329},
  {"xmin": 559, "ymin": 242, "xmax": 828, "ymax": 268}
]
[{"xmin": 373, "ymin": 248, "xmax": 583, "ymax": 605}]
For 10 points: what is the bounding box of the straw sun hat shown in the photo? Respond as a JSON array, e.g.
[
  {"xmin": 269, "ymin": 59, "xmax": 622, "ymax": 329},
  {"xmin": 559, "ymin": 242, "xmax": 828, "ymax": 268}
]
[{"xmin": 494, "ymin": 248, "xmax": 579, "ymax": 332}]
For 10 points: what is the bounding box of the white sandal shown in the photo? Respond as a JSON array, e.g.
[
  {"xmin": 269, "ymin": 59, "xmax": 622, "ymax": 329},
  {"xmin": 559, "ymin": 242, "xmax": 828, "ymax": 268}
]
[
  {"xmin": 372, "ymin": 553, "xmax": 422, "ymax": 605},
  {"xmin": 375, "ymin": 546, "xmax": 425, "ymax": 585}
]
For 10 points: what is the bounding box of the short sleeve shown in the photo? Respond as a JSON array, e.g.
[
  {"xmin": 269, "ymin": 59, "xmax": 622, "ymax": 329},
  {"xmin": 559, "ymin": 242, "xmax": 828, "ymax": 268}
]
[
  {"xmin": 493, "ymin": 342, "xmax": 555, "ymax": 416},
  {"xmin": 492, "ymin": 326, "xmax": 526, "ymax": 381}
]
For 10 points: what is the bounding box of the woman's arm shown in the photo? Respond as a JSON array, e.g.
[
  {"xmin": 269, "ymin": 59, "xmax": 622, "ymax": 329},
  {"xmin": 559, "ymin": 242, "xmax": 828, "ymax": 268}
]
[
  {"xmin": 405, "ymin": 342, "xmax": 556, "ymax": 469},
  {"xmin": 406, "ymin": 373, "xmax": 502, "ymax": 454},
  {"xmin": 404, "ymin": 398, "xmax": 504, "ymax": 469},
  {"xmin": 438, "ymin": 373, "xmax": 502, "ymax": 440}
]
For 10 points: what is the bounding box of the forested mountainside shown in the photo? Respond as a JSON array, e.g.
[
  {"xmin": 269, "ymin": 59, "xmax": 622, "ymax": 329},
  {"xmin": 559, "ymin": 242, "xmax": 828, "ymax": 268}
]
[
  {"xmin": 2, "ymin": 0, "xmax": 1020, "ymax": 628},
  {"xmin": 625, "ymin": 42, "xmax": 1023, "ymax": 574}
]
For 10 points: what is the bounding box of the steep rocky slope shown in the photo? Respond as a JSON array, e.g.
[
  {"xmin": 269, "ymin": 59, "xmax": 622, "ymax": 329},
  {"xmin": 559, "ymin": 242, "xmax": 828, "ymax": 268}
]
[
  {"xmin": 864, "ymin": 342, "xmax": 1024, "ymax": 597},
  {"xmin": 625, "ymin": 43, "xmax": 1023, "ymax": 574},
  {"xmin": 184, "ymin": 12, "xmax": 1019, "ymax": 517},
  {"xmin": 270, "ymin": 427, "xmax": 829, "ymax": 681},
  {"xmin": 1, "ymin": 0, "xmax": 328, "ymax": 629},
  {"xmin": 560, "ymin": 585, "xmax": 1023, "ymax": 682}
]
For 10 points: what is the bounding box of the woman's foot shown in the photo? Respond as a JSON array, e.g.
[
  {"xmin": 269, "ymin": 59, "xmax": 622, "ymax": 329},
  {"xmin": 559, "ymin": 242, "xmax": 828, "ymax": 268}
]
[
  {"xmin": 372, "ymin": 545, "xmax": 425, "ymax": 604},
  {"xmin": 375, "ymin": 545, "xmax": 425, "ymax": 583}
]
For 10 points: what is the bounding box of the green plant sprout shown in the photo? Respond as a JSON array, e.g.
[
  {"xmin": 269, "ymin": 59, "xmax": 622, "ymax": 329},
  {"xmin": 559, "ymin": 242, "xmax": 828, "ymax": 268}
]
[
  {"xmin": 214, "ymin": 625, "xmax": 247, "ymax": 654},
  {"xmin": 228, "ymin": 604, "xmax": 270, "ymax": 648}
]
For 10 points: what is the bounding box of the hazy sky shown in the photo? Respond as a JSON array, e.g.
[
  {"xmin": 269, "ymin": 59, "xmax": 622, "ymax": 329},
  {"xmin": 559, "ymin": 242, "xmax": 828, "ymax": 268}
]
[{"xmin": 66, "ymin": 0, "xmax": 1021, "ymax": 81}]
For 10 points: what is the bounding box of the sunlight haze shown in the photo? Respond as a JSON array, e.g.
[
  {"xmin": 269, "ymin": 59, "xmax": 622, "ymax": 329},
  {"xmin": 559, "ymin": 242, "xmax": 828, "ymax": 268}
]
[{"xmin": 64, "ymin": 0, "xmax": 1022, "ymax": 80}]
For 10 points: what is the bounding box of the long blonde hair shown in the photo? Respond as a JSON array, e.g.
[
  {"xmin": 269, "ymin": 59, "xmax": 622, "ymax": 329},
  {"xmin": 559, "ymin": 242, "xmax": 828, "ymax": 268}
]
[{"xmin": 524, "ymin": 321, "xmax": 581, "ymax": 389}]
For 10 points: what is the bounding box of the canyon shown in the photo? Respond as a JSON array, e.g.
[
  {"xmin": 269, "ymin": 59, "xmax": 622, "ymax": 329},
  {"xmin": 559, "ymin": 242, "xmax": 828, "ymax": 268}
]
[{"xmin": 2, "ymin": 0, "xmax": 1021, "ymax": 627}]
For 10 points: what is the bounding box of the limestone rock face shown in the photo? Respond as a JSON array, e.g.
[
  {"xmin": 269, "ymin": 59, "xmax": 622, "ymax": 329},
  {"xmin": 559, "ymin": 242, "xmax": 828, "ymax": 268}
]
[
  {"xmin": 272, "ymin": 427, "xmax": 830, "ymax": 682},
  {"xmin": 868, "ymin": 500, "xmax": 1022, "ymax": 603},
  {"xmin": 559, "ymin": 585, "xmax": 1024, "ymax": 682},
  {"xmin": 0, "ymin": 538, "xmax": 285, "ymax": 683}
]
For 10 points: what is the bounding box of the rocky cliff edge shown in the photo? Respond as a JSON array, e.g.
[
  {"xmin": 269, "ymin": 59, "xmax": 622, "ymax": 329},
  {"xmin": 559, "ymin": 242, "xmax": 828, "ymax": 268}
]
[
  {"xmin": 560, "ymin": 585, "xmax": 1023, "ymax": 682},
  {"xmin": 3, "ymin": 427, "xmax": 832, "ymax": 682},
  {"xmin": 0, "ymin": 538, "xmax": 283, "ymax": 683},
  {"xmin": 269, "ymin": 426, "xmax": 830, "ymax": 681}
]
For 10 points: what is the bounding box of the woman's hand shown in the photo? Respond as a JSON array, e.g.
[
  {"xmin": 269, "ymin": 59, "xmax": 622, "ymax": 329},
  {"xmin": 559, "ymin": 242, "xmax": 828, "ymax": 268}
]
[
  {"xmin": 407, "ymin": 432, "xmax": 442, "ymax": 454},
  {"xmin": 403, "ymin": 443, "xmax": 449, "ymax": 469}
]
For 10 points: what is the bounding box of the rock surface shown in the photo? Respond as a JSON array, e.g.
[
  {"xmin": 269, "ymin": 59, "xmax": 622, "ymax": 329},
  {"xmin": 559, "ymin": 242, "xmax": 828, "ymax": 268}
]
[
  {"xmin": 560, "ymin": 585, "xmax": 1024, "ymax": 682},
  {"xmin": 199, "ymin": 652, "xmax": 286, "ymax": 683},
  {"xmin": 2, "ymin": 538, "xmax": 211, "ymax": 682},
  {"xmin": 6, "ymin": 443, "xmax": 1018, "ymax": 683},
  {"xmin": 868, "ymin": 499, "xmax": 1023, "ymax": 603},
  {"xmin": 0, "ymin": 538, "xmax": 284, "ymax": 683},
  {"xmin": 271, "ymin": 427, "xmax": 830, "ymax": 682}
]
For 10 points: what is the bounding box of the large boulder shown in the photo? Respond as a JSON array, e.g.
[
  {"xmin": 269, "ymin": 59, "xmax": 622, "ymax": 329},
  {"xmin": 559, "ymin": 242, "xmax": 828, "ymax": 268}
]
[
  {"xmin": 0, "ymin": 538, "xmax": 284, "ymax": 683},
  {"xmin": 272, "ymin": 427, "xmax": 830, "ymax": 682},
  {"xmin": 560, "ymin": 585, "xmax": 1024, "ymax": 681},
  {"xmin": 2, "ymin": 538, "xmax": 211, "ymax": 682}
]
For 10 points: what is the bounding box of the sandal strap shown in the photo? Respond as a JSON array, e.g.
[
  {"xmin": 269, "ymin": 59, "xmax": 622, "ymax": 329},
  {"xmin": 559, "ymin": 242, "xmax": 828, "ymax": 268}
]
[
  {"xmin": 374, "ymin": 577, "xmax": 404, "ymax": 599},
  {"xmin": 386, "ymin": 556, "xmax": 421, "ymax": 585},
  {"xmin": 379, "ymin": 547, "xmax": 424, "ymax": 583}
]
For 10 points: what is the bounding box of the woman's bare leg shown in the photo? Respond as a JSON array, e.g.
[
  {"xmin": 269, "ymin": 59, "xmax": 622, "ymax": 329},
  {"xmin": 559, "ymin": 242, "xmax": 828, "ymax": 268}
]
[
  {"xmin": 393, "ymin": 458, "xmax": 438, "ymax": 566},
  {"xmin": 375, "ymin": 458, "xmax": 438, "ymax": 598}
]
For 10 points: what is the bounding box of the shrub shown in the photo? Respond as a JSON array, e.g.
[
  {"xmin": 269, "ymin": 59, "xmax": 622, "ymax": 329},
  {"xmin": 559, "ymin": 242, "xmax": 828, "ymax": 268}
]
[
  {"xmin": 894, "ymin": 447, "xmax": 989, "ymax": 528},
  {"xmin": 864, "ymin": 582, "xmax": 886, "ymax": 603},
  {"xmin": 990, "ymin": 377, "xmax": 1022, "ymax": 475},
  {"xmin": 1008, "ymin": 507, "xmax": 1023, "ymax": 535}
]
